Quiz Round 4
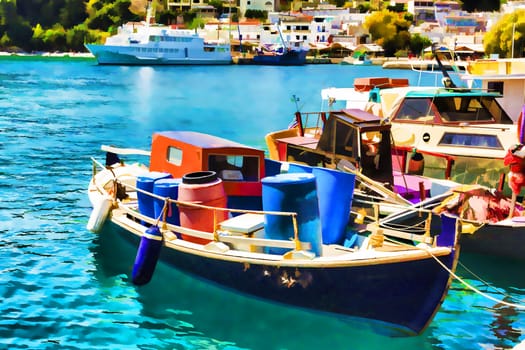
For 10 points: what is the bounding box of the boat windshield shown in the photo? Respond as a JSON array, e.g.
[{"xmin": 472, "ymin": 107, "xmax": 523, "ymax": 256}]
[
  {"xmin": 393, "ymin": 95, "xmax": 512, "ymax": 124},
  {"xmin": 208, "ymin": 154, "xmax": 260, "ymax": 181}
]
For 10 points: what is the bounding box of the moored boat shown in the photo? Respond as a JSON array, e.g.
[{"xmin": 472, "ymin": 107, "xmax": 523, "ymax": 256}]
[
  {"xmin": 320, "ymin": 52, "xmax": 519, "ymax": 194},
  {"xmin": 252, "ymin": 45, "xmax": 308, "ymax": 66},
  {"xmin": 87, "ymin": 130, "xmax": 460, "ymax": 335},
  {"xmin": 84, "ymin": 3, "xmax": 231, "ymax": 66},
  {"xmin": 251, "ymin": 29, "xmax": 308, "ymax": 66},
  {"xmin": 461, "ymin": 58, "xmax": 525, "ymax": 122},
  {"xmin": 265, "ymin": 106, "xmax": 525, "ymax": 260}
]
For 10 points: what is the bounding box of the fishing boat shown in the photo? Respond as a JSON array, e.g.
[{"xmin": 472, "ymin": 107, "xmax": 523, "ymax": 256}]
[
  {"xmin": 87, "ymin": 130, "xmax": 460, "ymax": 335},
  {"xmin": 265, "ymin": 106, "xmax": 525, "ymax": 260},
  {"xmin": 252, "ymin": 25, "xmax": 308, "ymax": 66},
  {"xmin": 320, "ymin": 47, "xmax": 519, "ymax": 194},
  {"xmin": 252, "ymin": 43, "xmax": 308, "ymax": 66},
  {"xmin": 84, "ymin": 3, "xmax": 231, "ymax": 65}
]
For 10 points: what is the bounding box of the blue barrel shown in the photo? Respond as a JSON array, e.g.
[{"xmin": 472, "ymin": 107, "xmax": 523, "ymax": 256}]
[
  {"xmin": 153, "ymin": 178, "xmax": 182, "ymax": 225},
  {"xmin": 264, "ymin": 158, "xmax": 282, "ymax": 177},
  {"xmin": 262, "ymin": 173, "xmax": 322, "ymax": 256},
  {"xmin": 287, "ymin": 163, "xmax": 313, "ymax": 174},
  {"xmin": 312, "ymin": 167, "xmax": 356, "ymax": 245},
  {"xmin": 137, "ymin": 172, "xmax": 172, "ymax": 219}
]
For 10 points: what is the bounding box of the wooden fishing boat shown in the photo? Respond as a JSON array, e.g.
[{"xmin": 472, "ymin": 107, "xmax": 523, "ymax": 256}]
[
  {"xmin": 265, "ymin": 107, "xmax": 525, "ymax": 261},
  {"xmin": 87, "ymin": 130, "xmax": 460, "ymax": 335}
]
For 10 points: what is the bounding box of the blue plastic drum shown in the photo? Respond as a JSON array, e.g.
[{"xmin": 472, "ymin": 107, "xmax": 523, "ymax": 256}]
[
  {"xmin": 312, "ymin": 167, "xmax": 356, "ymax": 245},
  {"xmin": 287, "ymin": 163, "xmax": 313, "ymax": 174},
  {"xmin": 264, "ymin": 158, "xmax": 282, "ymax": 177},
  {"xmin": 136, "ymin": 172, "xmax": 172, "ymax": 219},
  {"xmin": 153, "ymin": 178, "xmax": 182, "ymax": 225},
  {"xmin": 262, "ymin": 173, "xmax": 322, "ymax": 256}
]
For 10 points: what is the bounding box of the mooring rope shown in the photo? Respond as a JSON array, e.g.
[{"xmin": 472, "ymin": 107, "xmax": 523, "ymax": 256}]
[
  {"xmin": 422, "ymin": 243, "xmax": 525, "ymax": 310},
  {"xmin": 380, "ymin": 234, "xmax": 525, "ymax": 309},
  {"xmin": 456, "ymin": 260, "xmax": 525, "ymax": 306}
]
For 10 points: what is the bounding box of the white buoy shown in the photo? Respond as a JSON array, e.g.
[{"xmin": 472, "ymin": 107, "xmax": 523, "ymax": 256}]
[{"xmin": 86, "ymin": 195, "xmax": 113, "ymax": 233}]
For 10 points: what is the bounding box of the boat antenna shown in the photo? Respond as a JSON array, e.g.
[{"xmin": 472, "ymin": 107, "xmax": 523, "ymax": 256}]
[
  {"xmin": 291, "ymin": 94, "xmax": 303, "ymax": 112},
  {"xmin": 431, "ymin": 43, "xmax": 457, "ymax": 89}
]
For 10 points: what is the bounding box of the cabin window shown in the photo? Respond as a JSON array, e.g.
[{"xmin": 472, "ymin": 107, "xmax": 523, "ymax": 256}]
[
  {"xmin": 487, "ymin": 81, "xmax": 504, "ymax": 95},
  {"xmin": 439, "ymin": 133, "xmax": 503, "ymax": 149},
  {"xmin": 432, "ymin": 96, "xmax": 495, "ymax": 122},
  {"xmin": 208, "ymin": 155, "xmax": 260, "ymax": 181},
  {"xmin": 394, "ymin": 98, "xmax": 435, "ymax": 121},
  {"xmin": 334, "ymin": 121, "xmax": 357, "ymax": 158},
  {"xmin": 167, "ymin": 146, "xmax": 183, "ymax": 166}
]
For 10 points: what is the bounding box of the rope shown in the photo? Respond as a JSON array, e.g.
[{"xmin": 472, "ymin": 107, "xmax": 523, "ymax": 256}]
[
  {"xmin": 416, "ymin": 241, "xmax": 525, "ymax": 309},
  {"xmin": 154, "ymin": 199, "xmax": 170, "ymax": 235},
  {"xmin": 456, "ymin": 260, "xmax": 525, "ymax": 306},
  {"xmin": 368, "ymin": 228, "xmax": 384, "ymax": 248},
  {"xmin": 380, "ymin": 234, "xmax": 525, "ymax": 309}
]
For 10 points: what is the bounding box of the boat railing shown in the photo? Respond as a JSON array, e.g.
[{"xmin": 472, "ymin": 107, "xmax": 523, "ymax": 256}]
[
  {"xmin": 90, "ymin": 157, "xmax": 309, "ymax": 254},
  {"xmin": 90, "ymin": 157, "xmax": 456, "ymax": 253}
]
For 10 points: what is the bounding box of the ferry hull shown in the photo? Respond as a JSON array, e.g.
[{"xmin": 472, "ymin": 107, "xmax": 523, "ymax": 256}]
[{"xmin": 85, "ymin": 44, "xmax": 232, "ymax": 66}]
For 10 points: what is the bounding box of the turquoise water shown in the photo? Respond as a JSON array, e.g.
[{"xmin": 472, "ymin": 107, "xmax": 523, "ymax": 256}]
[{"xmin": 0, "ymin": 57, "xmax": 524, "ymax": 349}]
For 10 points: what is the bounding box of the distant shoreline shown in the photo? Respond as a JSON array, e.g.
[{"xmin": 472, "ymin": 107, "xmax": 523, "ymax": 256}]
[
  {"xmin": 0, "ymin": 52, "xmax": 462, "ymax": 70},
  {"xmin": 0, "ymin": 51, "xmax": 96, "ymax": 61}
]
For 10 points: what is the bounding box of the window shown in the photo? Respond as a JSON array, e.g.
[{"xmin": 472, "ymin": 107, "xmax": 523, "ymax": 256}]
[
  {"xmin": 487, "ymin": 81, "xmax": 504, "ymax": 95},
  {"xmin": 167, "ymin": 147, "xmax": 183, "ymax": 166},
  {"xmin": 432, "ymin": 96, "xmax": 496, "ymax": 122},
  {"xmin": 208, "ymin": 155, "xmax": 260, "ymax": 181},
  {"xmin": 439, "ymin": 133, "xmax": 502, "ymax": 149},
  {"xmin": 394, "ymin": 98, "xmax": 435, "ymax": 121}
]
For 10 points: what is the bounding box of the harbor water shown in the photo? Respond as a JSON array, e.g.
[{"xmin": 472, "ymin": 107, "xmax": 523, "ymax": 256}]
[{"xmin": 0, "ymin": 56, "xmax": 524, "ymax": 349}]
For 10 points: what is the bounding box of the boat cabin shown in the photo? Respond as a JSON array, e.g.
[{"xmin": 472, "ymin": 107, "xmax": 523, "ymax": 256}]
[
  {"xmin": 376, "ymin": 87, "xmax": 514, "ymax": 125},
  {"xmin": 268, "ymin": 109, "xmax": 393, "ymax": 185},
  {"xmin": 149, "ymin": 131, "xmax": 266, "ymax": 208}
]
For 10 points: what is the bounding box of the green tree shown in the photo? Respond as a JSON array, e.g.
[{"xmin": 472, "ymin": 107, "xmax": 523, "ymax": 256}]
[
  {"xmin": 187, "ymin": 15, "xmax": 205, "ymax": 30},
  {"xmin": 484, "ymin": 9, "xmax": 525, "ymax": 58},
  {"xmin": 66, "ymin": 23, "xmax": 91, "ymax": 51},
  {"xmin": 59, "ymin": 0, "xmax": 88, "ymax": 28},
  {"xmin": 408, "ymin": 33, "xmax": 432, "ymax": 56},
  {"xmin": 364, "ymin": 10, "xmax": 398, "ymax": 43},
  {"xmin": 43, "ymin": 25, "xmax": 67, "ymax": 51},
  {"xmin": 245, "ymin": 9, "xmax": 267, "ymax": 20},
  {"xmin": 85, "ymin": 0, "xmax": 137, "ymax": 30},
  {"xmin": 0, "ymin": 1, "xmax": 33, "ymax": 51}
]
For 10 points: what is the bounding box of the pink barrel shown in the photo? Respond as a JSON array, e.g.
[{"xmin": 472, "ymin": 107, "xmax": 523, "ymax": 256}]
[{"xmin": 178, "ymin": 171, "xmax": 228, "ymax": 244}]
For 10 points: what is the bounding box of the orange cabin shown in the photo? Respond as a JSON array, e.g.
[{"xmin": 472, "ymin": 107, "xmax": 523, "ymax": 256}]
[{"xmin": 148, "ymin": 131, "xmax": 265, "ymax": 198}]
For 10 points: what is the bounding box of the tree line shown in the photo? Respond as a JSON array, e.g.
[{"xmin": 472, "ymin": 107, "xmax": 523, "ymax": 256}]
[
  {"xmin": 0, "ymin": 0, "xmax": 164, "ymax": 52},
  {"xmin": 0, "ymin": 0, "xmax": 520, "ymax": 57}
]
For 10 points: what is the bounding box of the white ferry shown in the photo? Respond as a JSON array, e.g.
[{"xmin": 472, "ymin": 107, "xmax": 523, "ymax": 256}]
[{"xmin": 85, "ymin": 5, "xmax": 231, "ymax": 65}]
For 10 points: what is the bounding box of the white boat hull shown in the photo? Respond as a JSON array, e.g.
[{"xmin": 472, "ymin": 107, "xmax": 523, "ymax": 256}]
[{"xmin": 86, "ymin": 44, "xmax": 232, "ymax": 65}]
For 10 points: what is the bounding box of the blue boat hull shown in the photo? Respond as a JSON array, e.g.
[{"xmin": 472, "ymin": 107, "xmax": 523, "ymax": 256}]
[
  {"xmin": 252, "ymin": 50, "xmax": 308, "ymax": 66},
  {"xmin": 102, "ymin": 220, "xmax": 457, "ymax": 335},
  {"xmin": 459, "ymin": 223, "xmax": 525, "ymax": 261}
]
